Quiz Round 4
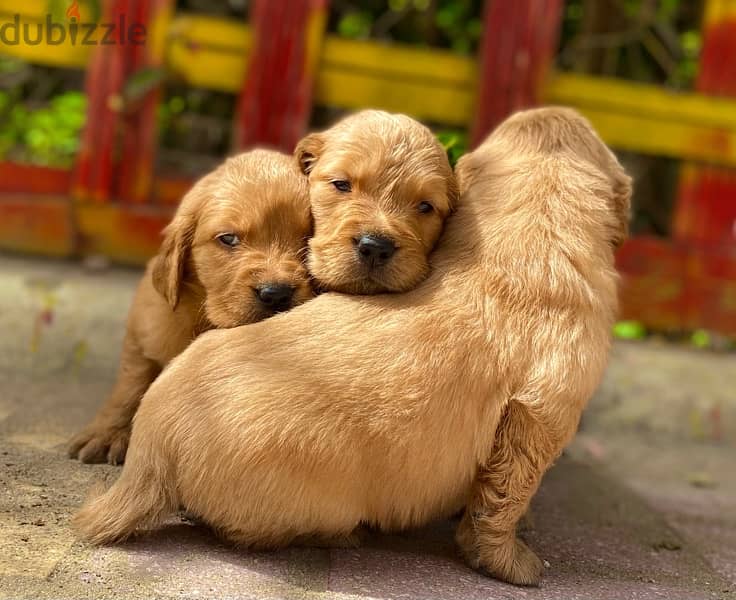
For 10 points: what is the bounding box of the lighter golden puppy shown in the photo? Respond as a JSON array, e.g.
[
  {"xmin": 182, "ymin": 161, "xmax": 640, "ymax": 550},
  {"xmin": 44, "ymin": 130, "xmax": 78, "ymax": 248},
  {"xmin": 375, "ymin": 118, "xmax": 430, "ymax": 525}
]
[
  {"xmin": 69, "ymin": 112, "xmax": 451, "ymax": 466},
  {"xmin": 73, "ymin": 108, "xmax": 631, "ymax": 586},
  {"xmin": 68, "ymin": 150, "xmax": 313, "ymax": 465},
  {"xmin": 295, "ymin": 110, "xmax": 456, "ymax": 294}
]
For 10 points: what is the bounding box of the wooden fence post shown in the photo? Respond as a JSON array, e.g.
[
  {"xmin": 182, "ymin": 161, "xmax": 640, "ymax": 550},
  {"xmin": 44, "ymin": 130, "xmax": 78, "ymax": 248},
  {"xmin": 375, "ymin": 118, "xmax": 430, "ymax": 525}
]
[
  {"xmin": 470, "ymin": 0, "xmax": 563, "ymax": 147},
  {"xmin": 672, "ymin": 0, "xmax": 736, "ymax": 333},
  {"xmin": 674, "ymin": 0, "xmax": 736, "ymax": 245},
  {"xmin": 72, "ymin": 0, "xmax": 129, "ymax": 203},
  {"xmin": 118, "ymin": 0, "xmax": 173, "ymax": 204},
  {"xmin": 235, "ymin": 0, "xmax": 328, "ymax": 152},
  {"xmin": 73, "ymin": 0, "xmax": 170, "ymax": 205}
]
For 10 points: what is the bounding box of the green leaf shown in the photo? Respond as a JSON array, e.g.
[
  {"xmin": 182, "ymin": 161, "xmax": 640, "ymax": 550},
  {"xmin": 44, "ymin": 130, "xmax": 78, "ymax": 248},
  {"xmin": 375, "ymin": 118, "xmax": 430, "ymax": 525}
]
[
  {"xmin": 436, "ymin": 129, "xmax": 468, "ymax": 166},
  {"xmin": 691, "ymin": 329, "xmax": 711, "ymax": 349},
  {"xmin": 612, "ymin": 321, "xmax": 647, "ymax": 340},
  {"xmin": 681, "ymin": 31, "xmax": 701, "ymax": 55},
  {"xmin": 122, "ymin": 67, "xmax": 166, "ymax": 105},
  {"xmin": 389, "ymin": 0, "xmax": 409, "ymax": 11},
  {"xmin": 0, "ymin": 55, "xmax": 25, "ymax": 74},
  {"xmin": 168, "ymin": 96, "xmax": 186, "ymax": 114},
  {"xmin": 337, "ymin": 11, "xmax": 373, "ymax": 39}
]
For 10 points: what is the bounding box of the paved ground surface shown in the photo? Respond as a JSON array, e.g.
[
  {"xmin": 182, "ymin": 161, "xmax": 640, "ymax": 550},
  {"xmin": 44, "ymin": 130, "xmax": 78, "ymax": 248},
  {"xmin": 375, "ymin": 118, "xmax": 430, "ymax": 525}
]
[{"xmin": 1, "ymin": 254, "xmax": 734, "ymax": 600}]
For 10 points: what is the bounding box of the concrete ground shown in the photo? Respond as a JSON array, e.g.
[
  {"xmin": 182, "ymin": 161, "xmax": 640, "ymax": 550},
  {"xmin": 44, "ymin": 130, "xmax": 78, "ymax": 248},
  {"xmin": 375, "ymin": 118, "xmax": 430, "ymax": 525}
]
[{"xmin": 0, "ymin": 254, "xmax": 734, "ymax": 600}]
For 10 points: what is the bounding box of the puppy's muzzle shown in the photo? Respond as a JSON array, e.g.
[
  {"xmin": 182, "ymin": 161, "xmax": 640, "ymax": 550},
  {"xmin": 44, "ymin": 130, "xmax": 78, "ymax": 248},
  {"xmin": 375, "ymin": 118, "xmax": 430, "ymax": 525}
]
[
  {"xmin": 355, "ymin": 234, "xmax": 396, "ymax": 269},
  {"xmin": 255, "ymin": 283, "xmax": 296, "ymax": 313}
]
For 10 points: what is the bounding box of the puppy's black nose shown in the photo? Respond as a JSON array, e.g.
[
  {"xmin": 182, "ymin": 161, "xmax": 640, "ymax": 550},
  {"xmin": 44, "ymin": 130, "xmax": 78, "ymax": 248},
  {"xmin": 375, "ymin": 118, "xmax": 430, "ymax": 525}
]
[
  {"xmin": 256, "ymin": 283, "xmax": 295, "ymax": 313},
  {"xmin": 356, "ymin": 235, "xmax": 396, "ymax": 267}
]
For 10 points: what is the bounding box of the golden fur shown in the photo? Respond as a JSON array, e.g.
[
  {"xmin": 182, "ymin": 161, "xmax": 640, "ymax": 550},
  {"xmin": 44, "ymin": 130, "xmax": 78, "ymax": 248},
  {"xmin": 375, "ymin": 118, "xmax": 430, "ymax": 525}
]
[
  {"xmin": 296, "ymin": 110, "xmax": 457, "ymax": 294},
  {"xmin": 73, "ymin": 107, "xmax": 631, "ymax": 586},
  {"xmin": 68, "ymin": 112, "xmax": 452, "ymax": 465},
  {"xmin": 68, "ymin": 150, "xmax": 313, "ymax": 464}
]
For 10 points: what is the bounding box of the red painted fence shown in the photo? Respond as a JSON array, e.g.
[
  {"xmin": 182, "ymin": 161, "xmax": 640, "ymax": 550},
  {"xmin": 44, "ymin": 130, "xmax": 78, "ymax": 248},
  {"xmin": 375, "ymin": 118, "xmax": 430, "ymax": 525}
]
[{"xmin": 0, "ymin": 0, "xmax": 735, "ymax": 336}]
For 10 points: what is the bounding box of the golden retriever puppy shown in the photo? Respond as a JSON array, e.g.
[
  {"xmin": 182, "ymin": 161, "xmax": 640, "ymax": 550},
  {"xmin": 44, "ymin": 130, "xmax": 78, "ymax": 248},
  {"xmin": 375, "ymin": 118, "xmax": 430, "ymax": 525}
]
[
  {"xmin": 295, "ymin": 110, "xmax": 456, "ymax": 294},
  {"xmin": 68, "ymin": 150, "xmax": 313, "ymax": 465},
  {"xmin": 69, "ymin": 112, "xmax": 452, "ymax": 466},
  {"xmin": 69, "ymin": 112, "xmax": 452, "ymax": 465},
  {"xmin": 73, "ymin": 107, "xmax": 631, "ymax": 586}
]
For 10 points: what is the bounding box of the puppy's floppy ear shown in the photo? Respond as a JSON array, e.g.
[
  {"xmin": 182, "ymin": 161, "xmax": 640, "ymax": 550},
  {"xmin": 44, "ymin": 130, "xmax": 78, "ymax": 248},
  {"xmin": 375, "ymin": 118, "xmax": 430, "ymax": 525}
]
[
  {"xmin": 151, "ymin": 213, "xmax": 195, "ymax": 309},
  {"xmin": 294, "ymin": 133, "xmax": 324, "ymax": 174},
  {"xmin": 454, "ymin": 152, "xmax": 479, "ymax": 197},
  {"xmin": 566, "ymin": 113, "xmax": 632, "ymax": 248},
  {"xmin": 445, "ymin": 171, "xmax": 460, "ymax": 214},
  {"xmin": 608, "ymin": 165, "xmax": 632, "ymax": 248}
]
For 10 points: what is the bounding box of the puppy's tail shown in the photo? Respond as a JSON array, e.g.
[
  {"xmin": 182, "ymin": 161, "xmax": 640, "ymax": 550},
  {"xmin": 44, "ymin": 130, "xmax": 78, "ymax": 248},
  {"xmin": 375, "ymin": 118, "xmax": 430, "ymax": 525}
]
[{"xmin": 72, "ymin": 439, "xmax": 176, "ymax": 545}]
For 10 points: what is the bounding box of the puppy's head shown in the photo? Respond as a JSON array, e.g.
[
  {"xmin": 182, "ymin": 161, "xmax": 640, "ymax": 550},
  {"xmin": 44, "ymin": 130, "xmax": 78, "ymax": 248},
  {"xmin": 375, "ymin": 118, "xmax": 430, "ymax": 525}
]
[
  {"xmin": 152, "ymin": 150, "xmax": 313, "ymax": 328},
  {"xmin": 295, "ymin": 110, "xmax": 457, "ymax": 294},
  {"xmin": 458, "ymin": 107, "xmax": 632, "ymax": 249}
]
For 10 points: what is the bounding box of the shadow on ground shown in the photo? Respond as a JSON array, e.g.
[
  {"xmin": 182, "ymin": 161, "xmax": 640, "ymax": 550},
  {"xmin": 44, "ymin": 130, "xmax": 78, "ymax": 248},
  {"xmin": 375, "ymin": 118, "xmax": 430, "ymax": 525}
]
[{"xmin": 0, "ymin": 255, "xmax": 734, "ymax": 600}]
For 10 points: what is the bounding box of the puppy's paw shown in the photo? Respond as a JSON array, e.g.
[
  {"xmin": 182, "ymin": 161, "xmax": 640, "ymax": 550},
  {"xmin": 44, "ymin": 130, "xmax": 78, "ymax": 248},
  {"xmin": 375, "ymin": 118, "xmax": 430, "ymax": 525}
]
[
  {"xmin": 490, "ymin": 537, "xmax": 544, "ymax": 586},
  {"xmin": 456, "ymin": 521, "xmax": 543, "ymax": 587},
  {"xmin": 68, "ymin": 424, "xmax": 131, "ymax": 465}
]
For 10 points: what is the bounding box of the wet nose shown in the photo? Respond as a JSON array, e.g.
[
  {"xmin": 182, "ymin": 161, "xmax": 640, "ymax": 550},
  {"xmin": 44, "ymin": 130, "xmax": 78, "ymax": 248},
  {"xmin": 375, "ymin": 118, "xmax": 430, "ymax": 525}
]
[
  {"xmin": 256, "ymin": 283, "xmax": 295, "ymax": 313},
  {"xmin": 356, "ymin": 235, "xmax": 396, "ymax": 267}
]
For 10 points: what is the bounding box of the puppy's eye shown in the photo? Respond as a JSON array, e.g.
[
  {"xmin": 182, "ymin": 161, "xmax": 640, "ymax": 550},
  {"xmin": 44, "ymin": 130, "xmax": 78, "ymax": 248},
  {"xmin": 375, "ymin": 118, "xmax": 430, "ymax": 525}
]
[
  {"xmin": 217, "ymin": 233, "xmax": 240, "ymax": 248},
  {"xmin": 331, "ymin": 180, "xmax": 352, "ymax": 193},
  {"xmin": 417, "ymin": 201, "xmax": 434, "ymax": 214}
]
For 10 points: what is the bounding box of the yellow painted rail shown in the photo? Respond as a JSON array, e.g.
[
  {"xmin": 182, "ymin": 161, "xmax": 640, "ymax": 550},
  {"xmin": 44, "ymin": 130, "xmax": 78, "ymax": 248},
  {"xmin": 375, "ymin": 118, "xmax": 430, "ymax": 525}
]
[
  {"xmin": 162, "ymin": 15, "xmax": 476, "ymax": 125},
  {"xmin": 544, "ymin": 74, "xmax": 736, "ymax": 167},
  {"xmin": 2, "ymin": 7, "xmax": 736, "ymax": 165}
]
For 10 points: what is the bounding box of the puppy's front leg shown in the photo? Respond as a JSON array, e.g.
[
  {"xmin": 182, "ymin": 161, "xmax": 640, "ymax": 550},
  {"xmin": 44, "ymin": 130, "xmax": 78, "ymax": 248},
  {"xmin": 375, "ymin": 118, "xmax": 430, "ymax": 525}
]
[
  {"xmin": 68, "ymin": 333, "xmax": 160, "ymax": 464},
  {"xmin": 456, "ymin": 401, "xmax": 576, "ymax": 586}
]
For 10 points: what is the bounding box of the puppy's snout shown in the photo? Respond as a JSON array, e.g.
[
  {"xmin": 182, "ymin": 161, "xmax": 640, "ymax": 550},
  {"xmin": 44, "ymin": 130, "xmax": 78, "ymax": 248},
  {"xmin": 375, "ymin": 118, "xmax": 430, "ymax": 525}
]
[
  {"xmin": 356, "ymin": 235, "xmax": 396, "ymax": 268},
  {"xmin": 256, "ymin": 283, "xmax": 296, "ymax": 313}
]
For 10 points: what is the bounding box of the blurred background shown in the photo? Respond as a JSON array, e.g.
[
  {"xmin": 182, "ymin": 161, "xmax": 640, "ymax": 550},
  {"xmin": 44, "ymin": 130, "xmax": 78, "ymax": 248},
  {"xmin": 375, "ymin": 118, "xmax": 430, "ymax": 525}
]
[
  {"xmin": 0, "ymin": 2, "xmax": 735, "ymax": 598},
  {"xmin": 1, "ymin": 0, "xmax": 735, "ymax": 342}
]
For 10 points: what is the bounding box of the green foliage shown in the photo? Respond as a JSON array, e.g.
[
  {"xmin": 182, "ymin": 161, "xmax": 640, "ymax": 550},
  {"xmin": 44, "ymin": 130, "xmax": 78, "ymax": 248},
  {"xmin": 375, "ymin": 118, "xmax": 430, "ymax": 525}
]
[
  {"xmin": 157, "ymin": 93, "xmax": 187, "ymax": 135},
  {"xmin": 155, "ymin": 87, "xmax": 235, "ymax": 160},
  {"xmin": 434, "ymin": 1, "xmax": 482, "ymax": 54},
  {"xmin": 613, "ymin": 320, "xmax": 647, "ymax": 340},
  {"xmin": 690, "ymin": 329, "xmax": 711, "ymax": 349},
  {"xmin": 333, "ymin": 1, "xmax": 700, "ymax": 85},
  {"xmin": 337, "ymin": 11, "xmax": 373, "ymax": 39},
  {"xmin": 672, "ymin": 29, "xmax": 701, "ymax": 89},
  {"xmin": 122, "ymin": 67, "xmax": 167, "ymax": 107},
  {"xmin": 334, "ymin": 0, "xmax": 483, "ymax": 56},
  {"xmin": 436, "ymin": 129, "xmax": 468, "ymax": 167},
  {"xmin": 559, "ymin": 0, "xmax": 702, "ymax": 90},
  {"xmin": 0, "ymin": 92, "xmax": 17, "ymax": 157},
  {"xmin": 0, "ymin": 55, "xmax": 24, "ymax": 76},
  {"xmin": 0, "ymin": 91, "xmax": 86, "ymax": 168}
]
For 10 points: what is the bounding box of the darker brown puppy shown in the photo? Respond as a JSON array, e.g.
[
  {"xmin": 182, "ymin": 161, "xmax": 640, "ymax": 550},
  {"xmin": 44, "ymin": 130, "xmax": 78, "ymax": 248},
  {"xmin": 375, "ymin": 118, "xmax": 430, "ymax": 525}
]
[
  {"xmin": 68, "ymin": 150, "xmax": 313, "ymax": 464},
  {"xmin": 296, "ymin": 110, "xmax": 457, "ymax": 294}
]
